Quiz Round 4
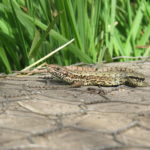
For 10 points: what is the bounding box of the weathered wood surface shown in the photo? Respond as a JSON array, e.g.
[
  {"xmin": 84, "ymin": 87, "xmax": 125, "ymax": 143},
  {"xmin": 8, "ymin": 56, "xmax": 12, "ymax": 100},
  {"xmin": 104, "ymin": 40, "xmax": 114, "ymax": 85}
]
[{"xmin": 0, "ymin": 61, "xmax": 150, "ymax": 150}]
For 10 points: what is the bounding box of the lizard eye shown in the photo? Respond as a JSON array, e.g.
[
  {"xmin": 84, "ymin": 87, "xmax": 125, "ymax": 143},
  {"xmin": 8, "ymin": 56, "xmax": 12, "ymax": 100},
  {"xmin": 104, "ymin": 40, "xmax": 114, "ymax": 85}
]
[
  {"xmin": 55, "ymin": 67, "xmax": 60, "ymax": 71},
  {"xmin": 128, "ymin": 76, "xmax": 144, "ymax": 81}
]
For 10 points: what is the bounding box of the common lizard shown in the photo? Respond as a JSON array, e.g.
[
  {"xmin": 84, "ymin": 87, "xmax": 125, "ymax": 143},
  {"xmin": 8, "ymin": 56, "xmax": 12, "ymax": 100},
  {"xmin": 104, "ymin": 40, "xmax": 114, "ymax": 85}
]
[{"xmin": 48, "ymin": 65, "xmax": 148, "ymax": 87}]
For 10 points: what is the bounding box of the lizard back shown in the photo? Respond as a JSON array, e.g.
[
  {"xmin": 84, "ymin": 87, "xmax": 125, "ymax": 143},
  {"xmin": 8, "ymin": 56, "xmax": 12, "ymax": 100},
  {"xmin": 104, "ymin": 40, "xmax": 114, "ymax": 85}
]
[{"xmin": 48, "ymin": 65, "xmax": 146, "ymax": 87}]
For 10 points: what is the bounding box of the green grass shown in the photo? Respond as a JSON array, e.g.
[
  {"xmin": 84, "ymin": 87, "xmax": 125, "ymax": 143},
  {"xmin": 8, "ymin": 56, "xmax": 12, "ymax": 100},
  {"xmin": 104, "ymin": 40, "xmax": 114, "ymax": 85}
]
[{"xmin": 0, "ymin": 0, "xmax": 150, "ymax": 73}]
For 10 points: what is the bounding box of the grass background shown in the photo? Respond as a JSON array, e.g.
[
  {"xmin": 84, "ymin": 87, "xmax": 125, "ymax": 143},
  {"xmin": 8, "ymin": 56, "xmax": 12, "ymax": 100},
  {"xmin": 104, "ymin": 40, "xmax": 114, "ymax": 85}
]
[{"xmin": 0, "ymin": 0, "xmax": 150, "ymax": 73}]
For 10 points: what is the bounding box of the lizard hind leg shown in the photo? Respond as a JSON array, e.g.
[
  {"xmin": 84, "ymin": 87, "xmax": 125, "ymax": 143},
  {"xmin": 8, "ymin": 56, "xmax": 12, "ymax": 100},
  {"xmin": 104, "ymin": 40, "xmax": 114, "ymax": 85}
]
[{"xmin": 71, "ymin": 82, "xmax": 83, "ymax": 88}]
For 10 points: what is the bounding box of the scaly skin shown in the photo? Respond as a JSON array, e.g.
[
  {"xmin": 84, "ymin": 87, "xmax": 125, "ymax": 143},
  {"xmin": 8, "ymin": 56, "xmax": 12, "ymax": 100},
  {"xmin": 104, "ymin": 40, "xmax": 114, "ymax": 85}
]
[{"xmin": 48, "ymin": 65, "xmax": 147, "ymax": 87}]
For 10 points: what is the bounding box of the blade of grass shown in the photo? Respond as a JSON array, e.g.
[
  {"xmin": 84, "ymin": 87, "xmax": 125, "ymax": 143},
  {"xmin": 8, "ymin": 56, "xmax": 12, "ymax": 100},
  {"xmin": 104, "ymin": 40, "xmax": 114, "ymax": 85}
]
[
  {"xmin": 109, "ymin": 0, "xmax": 116, "ymax": 56},
  {"xmin": 22, "ymin": 39, "xmax": 75, "ymax": 71},
  {"xmin": 64, "ymin": 0, "xmax": 83, "ymax": 51},
  {"xmin": 10, "ymin": 0, "xmax": 28, "ymax": 64},
  {"xmin": 124, "ymin": 2, "xmax": 145, "ymax": 55},
  {"xmin": 29, "ymin": 16, "xmax": 57, "ymax": 58},
  {"xmin": 0, "ymin": 45, "xmax": 11, "ymax": 73}
]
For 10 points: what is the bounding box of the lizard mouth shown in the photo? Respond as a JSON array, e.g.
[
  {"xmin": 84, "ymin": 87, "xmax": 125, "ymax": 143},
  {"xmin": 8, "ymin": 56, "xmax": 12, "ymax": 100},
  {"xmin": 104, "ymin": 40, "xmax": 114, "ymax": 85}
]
[{"xmin": 128, "ymin": 76, "xmax": 145, "ymax": 81}]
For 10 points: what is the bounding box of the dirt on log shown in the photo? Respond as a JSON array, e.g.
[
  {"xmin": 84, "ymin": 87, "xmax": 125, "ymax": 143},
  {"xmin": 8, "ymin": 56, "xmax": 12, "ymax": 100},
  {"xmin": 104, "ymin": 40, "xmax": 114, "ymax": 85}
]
[{"xmin": 0, "ymin": 61, "xmax": 150, "ymax": 150}]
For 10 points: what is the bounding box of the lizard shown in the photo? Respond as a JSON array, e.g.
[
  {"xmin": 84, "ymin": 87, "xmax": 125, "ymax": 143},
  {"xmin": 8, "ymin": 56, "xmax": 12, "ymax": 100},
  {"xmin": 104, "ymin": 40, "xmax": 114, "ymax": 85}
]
[
  {"xmin": 47, "ymin": 64, "xmax": 148, "ymax": 87},
  {"xmin": 0, "ymin": 64, "xmax": 147, "ymax": 99}
]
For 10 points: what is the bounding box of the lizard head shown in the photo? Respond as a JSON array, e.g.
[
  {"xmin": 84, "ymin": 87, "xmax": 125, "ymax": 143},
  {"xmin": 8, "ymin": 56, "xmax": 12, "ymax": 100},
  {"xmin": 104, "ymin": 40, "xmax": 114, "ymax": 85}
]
[
  {"xmin": 125, "ymin": 72, "xmax": 145, "ymax": 87},
  {"xmin": 48, "ymin": 64, "xmax": 68, "ymax": 79}
]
